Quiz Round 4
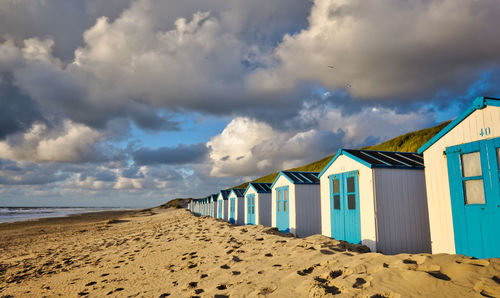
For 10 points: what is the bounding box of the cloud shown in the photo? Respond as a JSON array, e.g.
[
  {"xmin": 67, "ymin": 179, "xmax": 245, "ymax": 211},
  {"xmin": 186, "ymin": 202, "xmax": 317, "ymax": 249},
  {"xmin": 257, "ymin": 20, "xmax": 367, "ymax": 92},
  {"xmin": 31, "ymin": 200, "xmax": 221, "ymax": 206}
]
[
  {"xmin": 249, "ymin": 0, "xmax": 500, "ymax": 99},
  {"xmin": 207, "ymin": 103, "xmax": 434, "ymax": 177},
  {"xmin": 0, "ymin": 120, "xmax": 106, "ymax": 163},
  {"xmin": 133, "ymin": 143, "xmax": 208, "ymax": 165}
]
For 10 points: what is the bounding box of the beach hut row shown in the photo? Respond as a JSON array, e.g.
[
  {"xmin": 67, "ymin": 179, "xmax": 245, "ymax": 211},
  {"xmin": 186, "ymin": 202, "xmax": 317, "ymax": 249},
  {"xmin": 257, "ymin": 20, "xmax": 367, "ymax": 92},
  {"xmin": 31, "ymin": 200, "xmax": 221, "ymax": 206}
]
[{"xmin": 188, "ymin": 97, "xmax": 500, "ymax": 258}]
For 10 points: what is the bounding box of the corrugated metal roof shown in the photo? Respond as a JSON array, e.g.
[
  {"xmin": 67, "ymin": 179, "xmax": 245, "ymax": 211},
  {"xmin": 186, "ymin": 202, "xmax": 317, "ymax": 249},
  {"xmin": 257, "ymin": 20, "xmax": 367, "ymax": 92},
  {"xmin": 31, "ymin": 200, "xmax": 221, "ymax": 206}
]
[
  {"xmin": 343, "ymin": 149, "xmax": 424, "ymax": 168},
  {"xmin": 231, "ymin": 188, "xmax": 245, "ymax": 197},
  {"xmin": 281, "ymin": 171, "xmax": 320, "ymax": 184},
  {"xmin": 219, "ymin": 189, "xmax": 230, "ymax": 200},
  {"xmin": 250, "ymin": 183, "xmax": 272, "ymax": 193}
]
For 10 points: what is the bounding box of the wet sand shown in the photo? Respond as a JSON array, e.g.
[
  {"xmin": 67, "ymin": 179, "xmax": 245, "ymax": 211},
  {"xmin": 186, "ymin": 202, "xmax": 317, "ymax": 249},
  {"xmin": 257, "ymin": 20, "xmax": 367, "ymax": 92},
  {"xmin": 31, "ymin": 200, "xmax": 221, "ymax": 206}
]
[{"xmin": 1, "ymin": 208, "xmax": 499, "ymax": 297}]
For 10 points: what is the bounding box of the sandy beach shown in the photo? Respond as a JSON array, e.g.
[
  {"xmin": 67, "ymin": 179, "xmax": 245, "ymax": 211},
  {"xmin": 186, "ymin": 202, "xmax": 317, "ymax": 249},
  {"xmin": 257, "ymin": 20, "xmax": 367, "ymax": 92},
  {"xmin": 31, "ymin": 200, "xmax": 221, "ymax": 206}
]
[{"xmin": 0, "ymin": 208, "xmax": 499, "ymax": 297}]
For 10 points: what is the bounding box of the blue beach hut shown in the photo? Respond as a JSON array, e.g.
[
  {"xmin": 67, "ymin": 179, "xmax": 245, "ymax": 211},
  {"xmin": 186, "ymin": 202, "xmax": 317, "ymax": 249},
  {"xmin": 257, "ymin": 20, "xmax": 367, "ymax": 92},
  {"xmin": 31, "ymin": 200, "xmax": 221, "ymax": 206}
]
[
  {"xmin": 271, "ymin": 171, "xmax": 321, "ymax": 237},
  {"xmin": 418, "ymin": 97, "xmax": 500, "ymax": 258},
  {"xmin": 319, "ymin": 149, "xmax": 430, "ymax": 254},
  {"xmin": 228, "ymin": 189, "xmax": 245, "ymax": 225},
  {"xmin": 244, "ymin": 183, "xmax": 272, "ymax": 226},
  {"xmin": 217, "ymin": 190, "xmax": 230, "ymax": 220}
]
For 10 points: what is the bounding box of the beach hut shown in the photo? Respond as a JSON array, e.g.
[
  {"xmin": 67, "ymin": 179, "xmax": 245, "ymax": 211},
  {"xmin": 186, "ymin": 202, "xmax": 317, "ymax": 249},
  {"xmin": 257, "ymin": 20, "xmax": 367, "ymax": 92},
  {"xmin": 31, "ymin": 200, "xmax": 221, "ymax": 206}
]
[
  {"xmin": 319, "ymin": 149, "xmax": 431, "ymax": 254},
  {"xmin": 418, "ymin": 96, "xmax": 500, "ymax": 259},
  {"xmin": 271, "ymin": 171, "xmax": 321, "ymax": 237},
  {"xmin": 228, "ymin": 189, "xmax": 245, "ymax": 225},
  {"xmin": 209, "ymin": 194, "xmax": 218, "ymax": 217},
  {"xmin": 217, "ymin": 190, "xmax": 231, "ymax": 220},
  {"xmin": 243, "ymin": 183, "xmax": 272, "ymax": 226}
]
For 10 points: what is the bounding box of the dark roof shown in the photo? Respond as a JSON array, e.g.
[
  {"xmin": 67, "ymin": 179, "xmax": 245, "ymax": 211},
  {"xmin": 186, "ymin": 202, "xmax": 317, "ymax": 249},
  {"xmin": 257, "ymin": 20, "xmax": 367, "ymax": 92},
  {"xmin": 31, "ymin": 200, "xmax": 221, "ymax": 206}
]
[
  {"xmin": 344, "ymin": 149, "xmax": 424, "ymax": 168},
  {"xmin": 211, "ymin": 194, "xmax": 218, "ymax": 201},
  {"xmin": 319, "ymin": 149, "xmax": 424, "ymax": 177},
  {"xmin": 218, "ymin": 190, "xmax": 230, "ymax": 200},
  {"xmin": 279, "ymin": 171, "xmax": 320, "ymax": 185},
  {"xmin": 249, "ymin": 183, "xmax": 272, "ymax": 193},
  {"xmin": 231, "ymin": 188, "xmax": 245, "ymax": 197}
]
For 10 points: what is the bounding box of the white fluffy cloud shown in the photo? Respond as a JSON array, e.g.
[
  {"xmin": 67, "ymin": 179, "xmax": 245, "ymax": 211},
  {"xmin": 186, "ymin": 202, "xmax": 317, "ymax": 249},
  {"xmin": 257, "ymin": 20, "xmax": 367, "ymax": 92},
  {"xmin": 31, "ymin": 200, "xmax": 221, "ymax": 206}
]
[
  {"xmin": 207, "ymin": 104, "xmax": 434, "ymax": 177},
  {"xmin": 249, "ymin": 0, "xmax": 500, "ymax": 99},
  {"xmin": 0, "ymin": 120, "xmax": 104, "ymax": 163}
]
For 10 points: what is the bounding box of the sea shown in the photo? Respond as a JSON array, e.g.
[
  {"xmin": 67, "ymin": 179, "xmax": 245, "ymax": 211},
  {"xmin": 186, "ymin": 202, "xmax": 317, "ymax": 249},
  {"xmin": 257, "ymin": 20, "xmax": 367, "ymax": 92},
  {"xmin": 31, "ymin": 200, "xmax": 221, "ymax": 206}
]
[{"xmin": 0, "ymin": 207, "xmax": 129, "ymax": 224}]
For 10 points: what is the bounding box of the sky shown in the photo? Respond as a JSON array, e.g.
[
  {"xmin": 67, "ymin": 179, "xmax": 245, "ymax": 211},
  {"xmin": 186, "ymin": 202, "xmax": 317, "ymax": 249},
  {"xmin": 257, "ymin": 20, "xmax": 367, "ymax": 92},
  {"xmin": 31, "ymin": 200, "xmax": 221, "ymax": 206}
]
[{"xmin": 0, "ymin": 0, "xmax": 499, "ymax": 207}]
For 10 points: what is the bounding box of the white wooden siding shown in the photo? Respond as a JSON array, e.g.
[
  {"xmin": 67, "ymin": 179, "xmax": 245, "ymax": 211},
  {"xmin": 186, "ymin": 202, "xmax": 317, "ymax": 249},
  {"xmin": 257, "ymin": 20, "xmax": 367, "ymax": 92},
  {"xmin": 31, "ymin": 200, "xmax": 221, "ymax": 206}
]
[
  {"xmin": 244, "ymin": 188, "xmax": 271, "ymax": 226},
  {"xmin": 319, "ymin": 155, "xmax": 377, "ymax": 252},
  {"xmin": 424, "ymin": 106, "xmax": 500, "ymax": 254},
  {"xmin": 373, "ymin": 168, "xmax": 431, "ymax": 254},
  {"xmin": 271, "ymin": 176, "xmax": 296, "ymax": 232},
  {"xmin": 213, "ymin": 201, "xmax": 218, "ymax": 218},
  {"xmin": 257, "ymin": 193, "xmax": 272, "ymax": 227},
  {"xmin": 294, "ymin": 184, "xmax": 322, "ymax": 237},
  {"xmin": 236, "ymin": 195, "xmax": 245, "ymax": 225}
]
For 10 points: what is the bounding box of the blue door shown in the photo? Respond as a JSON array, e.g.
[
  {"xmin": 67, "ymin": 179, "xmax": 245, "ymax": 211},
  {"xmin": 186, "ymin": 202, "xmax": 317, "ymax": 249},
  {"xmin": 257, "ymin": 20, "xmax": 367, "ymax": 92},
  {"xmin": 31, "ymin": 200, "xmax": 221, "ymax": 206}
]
[
  {"xmin": 329, "ymin": 171, "xmax": 361, "ymax": 244},
  {"xmin": 229, "ymin": 198, "xmax": 236, "ymax": 223},
  {"xmin": 276, "ymin": 186, "xmax": 290, "ymax": 233},
  {"xmin": 446, "ymin": 136, "xmax": 500, "ymax": 259},
  {"xmin": 210, "ymin": 201, "xmax": 214, "ymax": 217},
  {"xmin": 247, "ymin": 194, "xmax": 256, "ymax": 225},
  {"xmin": 218, "ymin": 200, "xmax": 223, "ymax": 219}
]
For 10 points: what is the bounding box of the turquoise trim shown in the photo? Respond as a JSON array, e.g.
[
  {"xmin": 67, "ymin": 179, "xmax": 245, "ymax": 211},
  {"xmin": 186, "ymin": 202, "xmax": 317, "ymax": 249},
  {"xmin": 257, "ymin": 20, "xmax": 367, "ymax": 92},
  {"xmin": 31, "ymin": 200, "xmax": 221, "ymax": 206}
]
[
  {"xmin": 418, "ymin": 96, "xmax": 500, "ymax": 153},
  {"xmin": 318, "ymin": 149, "xmax": 373, "ymax": 178},
  {"xmin": 270, "ymin": 171, "xmax": 296, "ymax": 189},
  {"xmin": 229, "ymin": 188, "xmax": 244, "ymax": 198},
  {"xmin": 243, "ymin": 183, "xmax": 258, "ymax": 197}
]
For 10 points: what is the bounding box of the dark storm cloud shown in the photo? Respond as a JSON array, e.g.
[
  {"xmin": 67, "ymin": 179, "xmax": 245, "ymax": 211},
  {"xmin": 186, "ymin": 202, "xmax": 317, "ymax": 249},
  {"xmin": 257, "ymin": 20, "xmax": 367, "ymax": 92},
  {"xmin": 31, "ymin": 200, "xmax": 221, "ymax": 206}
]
[
  {"xmin": 0, "ymin": 78, "xmax": 45, "ymax": 139},
  {"xmin": 0, "ymin": 0, "xmax": 132, "ymax": 61},
  {"xmin": 0, "ymin": 159, "xmax": 69, "ymax": 185},
  {"xmin": 133, "ymin": 143, "xmax": 208, "ymax": 165}
]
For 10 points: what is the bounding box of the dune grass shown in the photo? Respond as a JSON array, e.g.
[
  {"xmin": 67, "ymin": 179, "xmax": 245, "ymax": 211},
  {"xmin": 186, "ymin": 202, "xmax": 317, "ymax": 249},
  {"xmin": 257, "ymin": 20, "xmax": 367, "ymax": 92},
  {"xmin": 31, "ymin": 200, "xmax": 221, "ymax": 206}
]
[{"xmin": 231, "ymin": 121, "xmax": 450, "ymax": 190}]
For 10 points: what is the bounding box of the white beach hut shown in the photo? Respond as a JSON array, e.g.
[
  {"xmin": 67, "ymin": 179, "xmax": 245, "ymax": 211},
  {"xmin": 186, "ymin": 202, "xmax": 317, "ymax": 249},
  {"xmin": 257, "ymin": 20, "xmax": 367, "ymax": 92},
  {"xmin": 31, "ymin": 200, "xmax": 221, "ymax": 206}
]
[
  {"xmin": 228, "ymin": 189, "xmax": 245, "ymax": 225},
  {"xmin": 217, "ymin": 190, "xmax": 230, "ymax": 221},
  {"xmin": 271, "ymin": 171, "xmax": 321, "ymax": 237},
  {"xmin": 209, "ymin": 194, "xmax": 218, "ymax": 217},
  {"xmin": 319, "ymin": 149, "xmax": 431, "ymax": 254},
  {"xmin": 244, "ymin": 183, "xmax": 272, "ymax": 226},
  {"xmin": 418, "ymin": 96, "xmax": 500, "ymax": 259}
]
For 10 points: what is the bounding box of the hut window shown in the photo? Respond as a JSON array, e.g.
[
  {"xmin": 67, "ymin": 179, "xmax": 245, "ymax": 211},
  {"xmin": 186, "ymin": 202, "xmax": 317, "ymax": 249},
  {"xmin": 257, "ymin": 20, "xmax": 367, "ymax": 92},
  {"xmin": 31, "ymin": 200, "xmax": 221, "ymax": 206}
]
[
  {"xmin": 284, "ymin": 189, "xmax": 288, "ymax": 211},
  {"xmin": 277, "ymin": 190, "xmax": 281, "ymax": 211},
  {"xmin": 347, "ymin": 177, "xmax": 355, "ymax": 193},
  {"xmin": 333, "ymin": 195, "xmax": 340, "ymax": 210},
  {"xmin": 347, "ymin": 194, "xmax": 356, "ymax": 210},
  {"xmin": 461, "ymin": 151, "xmax": 482, "ymax": 177},
  {"xmin": 461, "ymin": 152, "xmax": 485, "ymax": 205}
]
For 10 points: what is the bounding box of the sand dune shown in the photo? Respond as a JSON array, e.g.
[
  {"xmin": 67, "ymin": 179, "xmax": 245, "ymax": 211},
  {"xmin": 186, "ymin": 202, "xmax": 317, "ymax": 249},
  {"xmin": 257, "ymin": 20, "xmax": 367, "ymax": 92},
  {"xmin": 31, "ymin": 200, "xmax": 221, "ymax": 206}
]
[{"xmin": 1, "ymin": 209, "xmax": 499, "ymax": 297}]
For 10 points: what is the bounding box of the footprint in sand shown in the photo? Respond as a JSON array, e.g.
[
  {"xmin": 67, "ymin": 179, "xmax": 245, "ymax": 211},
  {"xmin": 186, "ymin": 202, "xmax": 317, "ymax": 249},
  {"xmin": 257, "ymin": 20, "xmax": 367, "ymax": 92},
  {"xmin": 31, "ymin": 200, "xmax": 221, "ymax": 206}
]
[
  {"xmin": 85, "ymin": 281, "xmax": 97, "ymax": 286},
  {"xmin": 194, "ymin": 289, "xmax": 204, "ymax": 294},
  {"xmin": 232, "ymin": 256, "xmax": 242, "ymax": 262},
  {"xmin": 216, "ymin": 284, "xmax": 227, "ymax": 290},
  {"xmin": 200, "ymin": 274, "xmax": 208, "ymax": 278},
  {"xmin": 352, "ymin": 277, "xmax": 367, "ymax": 288},
  {"xmin": 188, "ymin": 282, "xmax": 198, "ymax": 288},
  {"xmin": 319, "ymin": 249, "xmax": 335, "ymax": 255},
  {"xmin": 232, "ymin": 271, "xmax": 240, "ymax": 275},
  {"xmin": 220, "ymin": 264, "xmax": 230, "ymax": 269},
  {"xmin": 214, "ymin": 295, "xmax": 229, "ymax": 298},
  {"xmin": 297, "ymin": 266, "xmax": 315, "ymax": 276},
  {"xmin": 265, "ymin": 253, "xmax": 273, "ymax": 257},
  {"xmin": 426, "ymin": 271, "xmax": 451, "ymax": 281},
  {"xmin": 329, "ymin": 270, "xmax": 342, "ymax": 279}
]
